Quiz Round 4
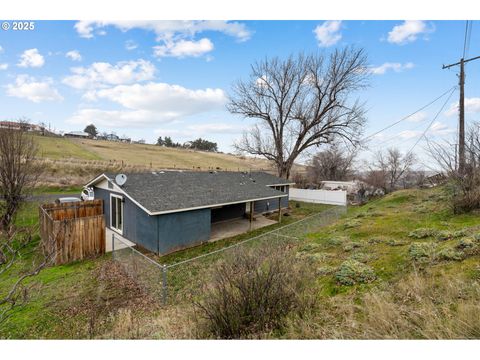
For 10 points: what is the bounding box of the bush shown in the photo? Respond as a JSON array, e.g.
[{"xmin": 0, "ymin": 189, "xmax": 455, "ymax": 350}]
[
  {"xmin": 195, "ymin": 245, "xmax": 310, "ymax": 339},
  {"xmin": 435, "ymin": 230, "xmax": 453, "ymax": 241},
  {"xmin": 437, "ymin": 247, "xmax": 464, "ymax": 261},
  {"xmin": 335, "ymin": 260, "xmax": 376, "ymax": 286},
  {"xmin": 343, "ymin": 242, "xmax": 362, "ymax": 252},
  {"xmin": 343, "ymin": 219, "xmax": 361, "ymax": 229},
  {"xmin": 457, "ymin": 237, "xmax": 475, "ymax": 250},
  {"xmin": 299, "ymin": 242, "xmax": 321, "ymax": 252},
  {"xmin": 387, "ymin": 239, "xmax": 407, "ymax": 247},
  {"xmin": 408, "ymin": 228, "xmax": 438, "ymax": 239},
  {"xmin": 408, "ymin": 242, "xmax": 437, "ymax": 262},
  {"xmin": 453, "ymin": 229, "xmax": 468, "ymax": 238},
  {"xmin": 326, "ymin": 236, "xmax": 348, "ymax": 246}
]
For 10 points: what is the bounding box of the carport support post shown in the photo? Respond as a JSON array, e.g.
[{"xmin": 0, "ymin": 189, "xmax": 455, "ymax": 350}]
[{"xmin": 278, "ymin": 197, "xmax": 282, "ymax": 223}]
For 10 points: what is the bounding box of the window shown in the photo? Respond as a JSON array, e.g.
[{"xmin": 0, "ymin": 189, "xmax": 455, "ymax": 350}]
[{"xmin": 110, "ymin": 194, "xmax": 123, "ymax": 234}]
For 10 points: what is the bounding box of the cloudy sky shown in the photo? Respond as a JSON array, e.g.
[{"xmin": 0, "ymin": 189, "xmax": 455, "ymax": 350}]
[{"xmin": 0, "ymin": 20, "xmax": 479, "ymax": 166}]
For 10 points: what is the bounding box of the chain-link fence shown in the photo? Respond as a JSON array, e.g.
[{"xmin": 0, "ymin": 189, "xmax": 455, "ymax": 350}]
[
  {"xmin": 111, "ymin": 205, "xmax": 346, "ymax": 305},
  {"xmin": 111, "ymin": 234, "xmax": 168, "ymax": 303}
]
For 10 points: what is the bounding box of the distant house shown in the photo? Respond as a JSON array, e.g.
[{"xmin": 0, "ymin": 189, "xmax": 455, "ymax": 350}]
[
  {"xmin": 119, "ymin": 137, "xmax": 131, "ymax": 143},
  {"xmin": 64, "ymin": 131, "xmax": 91, "ymax": 139},
  {"xmin": 0, "ymin": 121, "xmax": 43, "ymax": 132},
  {"xmin": 105, "ymin": 133, "xmax": 120, "ymax": 142},
  {"xmin": 85, "ymin": 171, "xmax": 294, "ymax": 255}
]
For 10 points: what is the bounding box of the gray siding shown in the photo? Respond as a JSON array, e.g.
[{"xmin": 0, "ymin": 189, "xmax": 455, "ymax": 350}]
[
  {"xmin": 94, "ymin": 187, "xmax": 159, "ymax": 253},
  {"xmin": 254, "ymin": 185, "xmax": 289, "ymax": 213},
  {"xmin": 157, "ymin": 209, "xmax": 211, "ymax": 254}
]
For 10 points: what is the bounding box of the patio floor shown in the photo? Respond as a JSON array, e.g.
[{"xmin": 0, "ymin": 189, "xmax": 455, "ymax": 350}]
[{"xmin": 209, "ymin": 215, "xmax": 277, "ymax": 242}]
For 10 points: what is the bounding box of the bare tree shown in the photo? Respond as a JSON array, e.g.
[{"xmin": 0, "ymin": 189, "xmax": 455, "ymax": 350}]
[
  {"xmin": 0, "ymin": 121, "xmax": 42, "ymax": 230},
  {"xmin": 228, "ymin": 47, "xmax": 369, "ymax": 179},
  {"xmin": 307, "ymin": 144, "xmax": 357, "ymax": 183},
  {"xmin": 369, "ymin": 148, "xmax": 416, "ymax": 193},
  {"xmin": 426, "ymin": 122, "xmax": 480, "ymax": 213}
]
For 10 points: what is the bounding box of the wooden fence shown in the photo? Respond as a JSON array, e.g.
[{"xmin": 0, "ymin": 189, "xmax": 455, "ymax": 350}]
[{"xmin": 39, "ymin": 200, "xmax": 106, "ymax": 265}]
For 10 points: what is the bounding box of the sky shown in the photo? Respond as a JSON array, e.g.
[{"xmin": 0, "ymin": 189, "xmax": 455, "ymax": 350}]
[{"xmin": 0, "ymin": 20, "xmax": 479, "ymax": 168}]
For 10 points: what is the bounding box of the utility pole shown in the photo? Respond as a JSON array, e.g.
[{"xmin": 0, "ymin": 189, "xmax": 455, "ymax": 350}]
[{"xmin": 443, "ymin": 54, "xmax": 480, "ymax": 174}]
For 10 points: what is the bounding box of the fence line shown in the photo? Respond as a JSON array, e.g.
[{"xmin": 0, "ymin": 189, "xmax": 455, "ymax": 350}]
[{"xmin": 111, "ymin": 205, "xmax": 347, "ymax": 305}]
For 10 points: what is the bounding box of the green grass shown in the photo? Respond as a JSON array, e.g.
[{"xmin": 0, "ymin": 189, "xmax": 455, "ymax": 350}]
[
  {"xmin": 35, "ymin": 135, "xmax": 102, "ymax": 160},
  {"xmin": 4, "ymin": 186, "xmax": 480, "ymax": 339}
]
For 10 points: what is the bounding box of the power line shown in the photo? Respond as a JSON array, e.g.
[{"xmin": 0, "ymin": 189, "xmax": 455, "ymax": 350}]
[
  {"xmin": 405, "ymin": 86, "xmax": 457, "ymax": 157},
  {"xmin": 362, "ymin": 86, "xmax": 457, "ymax": 143},
  {"xmin": 463, "ymin": 20, "xmax": 470, "ymax": 59}
]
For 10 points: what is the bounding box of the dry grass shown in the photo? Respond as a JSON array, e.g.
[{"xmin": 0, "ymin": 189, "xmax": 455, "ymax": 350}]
[{"xmin": 285, "ymin": 270, "xmax": 480, "ymax": 339}]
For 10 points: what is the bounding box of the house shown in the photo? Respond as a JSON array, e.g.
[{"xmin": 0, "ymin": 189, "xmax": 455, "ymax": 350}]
[
  {"xmin": 105, "ymin": 133, "xmax": 120, "ymax": 141},
  {"xmin": 64, "ymin": 130, "xmax": 91, "ymax": 138},
  {"xmin": 0, "ymin": 121, "xmax": 43, "ymax": 132},
  {"xmin": 85, "ymin": 171, "xmax": 294, "ymax": 255}
]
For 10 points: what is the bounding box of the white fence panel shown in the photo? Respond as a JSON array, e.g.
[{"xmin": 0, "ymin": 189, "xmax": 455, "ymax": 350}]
[{"xmin": 290, "ymin": 188, "xmax": 347, "ymax": 206}]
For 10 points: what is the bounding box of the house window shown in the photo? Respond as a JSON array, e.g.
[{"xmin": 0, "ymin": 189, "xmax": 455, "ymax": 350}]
[{"xmin": 110, "ymin": 194, "xmax": 123, "ymax": 234}]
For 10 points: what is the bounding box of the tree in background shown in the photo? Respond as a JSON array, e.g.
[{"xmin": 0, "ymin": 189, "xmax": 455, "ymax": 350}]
[
  {"xmin": 427, "ymin": 121, "xmax": 480, "ymax": 213},
  {"xmin": 366, "ymin": 147, "xmax": 416, "ymax": 193},
  {"xmin": 228, "ymin": 47, "xmax": 369, "ymax": 179},
  {"xmin": 84, "ymin": 124, "xmax": 98, "ymax": 138},
  {"xmin": 0, "ymin": 122, "xmax": 43, "ymax": 230},
  {"xmin": 189, "ymin": 138, "xmax": 218, "ymax": 152},
  {"xmin": 307, "ymin": 144, "xmax": 357, "ymax": 183}
]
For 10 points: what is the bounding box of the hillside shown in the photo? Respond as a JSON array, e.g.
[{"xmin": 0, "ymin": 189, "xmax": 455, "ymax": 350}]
[
  {"xmin": 33, "ymin": 136, "xmax": 308, "ymax": 186},
  {"xmin": 2, "ymin": 186, "xmax": 480, "ymax": 339}
]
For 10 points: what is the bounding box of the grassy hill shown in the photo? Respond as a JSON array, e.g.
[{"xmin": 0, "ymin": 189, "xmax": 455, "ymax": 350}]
[
  {"xmin": 33, "ymin": 135, "xmax": 306, "ymax": 187},
  {"xmin": 35, "ymin": 136, "xmax": 277, "ymax": 172},
  {"xmin": 2, "ymin": 186, "xmax": 480, "ymax": 339}
]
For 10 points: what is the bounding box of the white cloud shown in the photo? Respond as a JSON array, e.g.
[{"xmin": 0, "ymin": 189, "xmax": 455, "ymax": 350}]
[
  {"xmin": 74, "ymin": 20, "xmax": 251, "ymax": 42},
  {"xmin": 369, "ymin": 62, "xmax": 414, "ymax": 75},
  {"xmin": 153, "ymin": 38, "xmax": 214, "ymax": 58},
  {"xmin": 398, "ymin": 130, "xmax": 422, "ymax": 139},
  {"xmin": 445, "ymin": 97, "xmax": 480, "ymax": 117},
  {"xmin": 0, "ymin": 63, "xmax": 8, "ymax": 70},
  {"xmin": 0, "ymin": 45, "xmax": 3, "ymax": 54},
  {"xmin": 17, "ymin": 48, "xmax": 45, "ymax": 68},
  {"xmin": 314, "ymin": 21, "xmax": 342, "ymax": 47},
  {"xmin": 387, "ymin": 21, "xmax": 434, "ymax": 45},
  {"xmin": 429, "ymin": 121, "xmax": 456, "ymax": 136},
  {"xmin": 62, "ymin": 59, "xmax": 156, "ymax": 90},
  {"xmin": 406, "ymin": 111, "xmax": 428, "ymax": 122},
  {"xmin": 125, "ymin": 40, "xmax": 138, "ymax": 51},
  {"xmin": 5, "ymin": 75, "xmax": 63, "ymax": 103},
  {"xmin": 68, "ymin": 82, "xmax": 227, "ymax": 127},
  {"xmin": 66, "ymin": 50, "xmax": 82, "ymax": 61}
]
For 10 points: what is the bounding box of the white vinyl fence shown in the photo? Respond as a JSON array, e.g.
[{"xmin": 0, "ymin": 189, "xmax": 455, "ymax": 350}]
[{"xmin": 290, "ymin": 188, "xmax": 347, "ymax": 206}]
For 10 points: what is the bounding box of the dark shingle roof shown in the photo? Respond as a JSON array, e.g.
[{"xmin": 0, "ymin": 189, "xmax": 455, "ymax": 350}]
[{"xmin": 98, "ymin": 171, "xmax": 291, "ymax": 214}]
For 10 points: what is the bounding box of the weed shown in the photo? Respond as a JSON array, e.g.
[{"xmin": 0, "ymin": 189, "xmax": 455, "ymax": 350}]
[
  {"xmin": 408, "ymin": 228, "xmax": 438, "ymax": 239},
  {"xmin": 408, "ymin": 242, "xmax": 437, "ymax": 262},
  {"xmin": 335, "ymin": 260, "xmax": 376, "ymax": 286}
]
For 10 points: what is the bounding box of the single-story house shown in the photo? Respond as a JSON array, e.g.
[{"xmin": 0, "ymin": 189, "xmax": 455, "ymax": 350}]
[
  {"xmin": 85, "ymin": 171, "xmax": 294, "ymax": 255},
  {"xmin": 64, "ymin": 131, "xmax": 91, "ymax": 139}
]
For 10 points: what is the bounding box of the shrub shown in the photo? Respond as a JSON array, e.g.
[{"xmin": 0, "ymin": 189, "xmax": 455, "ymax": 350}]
[
  {"xmin": 408, "ymin": 228, "xmax": 438, "ymax": 239},
  {"xmin": 335, "ymin": 260, "xmax": 376, "ymax": 286},
  {"xmin": 343, "ymin": 219, "xmax": 361, "ymax": 229},
  {"xmin": 195, "ymin": 245, "xmax": 310, "ymax": 339},
  {"xmin": 408, "ymin": 242, "xmax": 437, "ymax": 262},
  {"xmin": 349, "ymin": 252, "xmax": 373, "ymax": 263},
  {"xmin": 435, "ymin": 230, "xmax": 453, "ymax": 241},
  {"xmin": 387, "ymin": 239, "xmax": 407, "ymax": 247},
  {"xmin": 316, "ymin": 265, "xmax": 336, "ymax": 276},
  {"xmin": 368, "ymin": 237, "xmax": 384, "ymax": 244},
  {"xmin": 453, "ymin": 229, "xmax": 468, "ymax": 238},
  {"xmin": 299, "ymin": 242, "xmax": 321, "ymax": 252},
  {"xmin": 457, "ymin": 237, "xmax": 475, "ymax": 250},
  {"xmin": 343, "ymin": 241, "xmax": 362, "ymax": 252},
  {"xmin": 326, "ymin": 236, "xmax": 348, "ymax": 246},
  {"xmin": 437, "ymin": 247, "xmax": 464, "ymax": 261}
]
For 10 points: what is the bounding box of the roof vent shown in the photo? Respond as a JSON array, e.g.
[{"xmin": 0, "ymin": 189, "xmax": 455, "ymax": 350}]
[{"xmin": 115, "ymin": 173, "xmax": 127, "ymax": 186}]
